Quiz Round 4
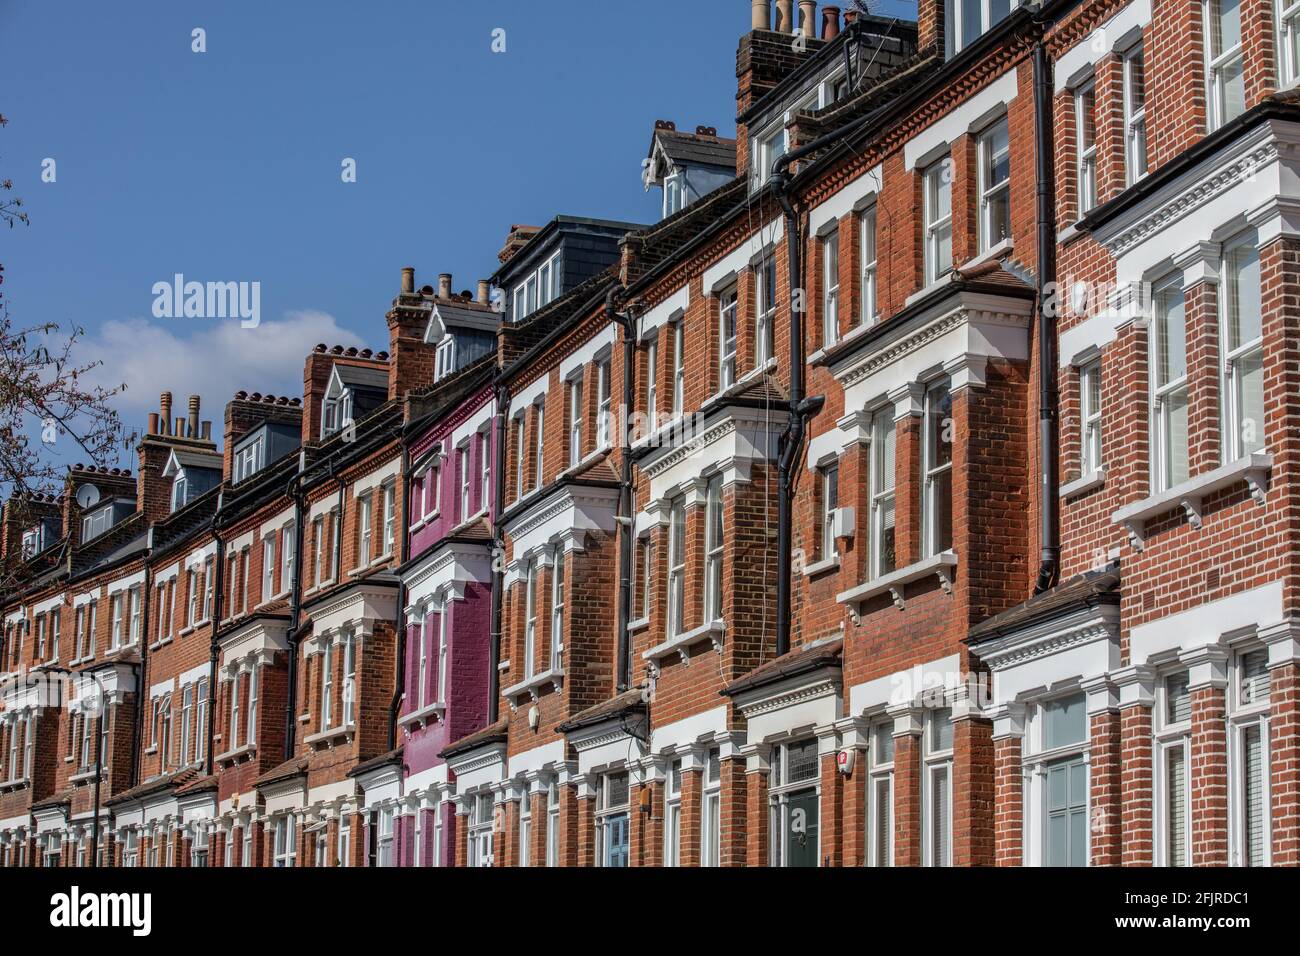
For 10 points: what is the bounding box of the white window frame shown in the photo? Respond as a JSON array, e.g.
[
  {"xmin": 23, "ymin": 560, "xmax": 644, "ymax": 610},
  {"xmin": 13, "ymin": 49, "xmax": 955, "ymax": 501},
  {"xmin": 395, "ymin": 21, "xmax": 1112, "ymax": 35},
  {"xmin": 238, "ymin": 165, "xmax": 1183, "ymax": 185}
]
[
  {"xmin": 1279, "ymin": 0, "xmax": 1300, "ymax": 88},
  {"xmin": 524, "ymin": 558, "xmax": 540, "ymax": 678},
  {"xmin": 550, "ymin": 551, "xmax": 565, "ymax": 672},
  {"xmin": 1154, "ymin": 670, "xmax": 1193, "ymax": 867},
  {"xmin": 596, "ymin": 357, "xmax": 612, "ymax": 449},
  {"xmin": 667, "ymin": 496, "xmax": 686, "ymax": 638},
  {"xmin": 923, "ymin": 158, "xmax": 953, "ymax": 285},
  {"xmin": 273, "ymin": 815, "xmax": 296, "ymax": 868},
  {"xmin": 1080, "ymin": 359, "xmax": 1103, "ymax": 475},
  {"xmin": 1123, "ymin": 47, "xmax": 1148, "ymax": 185},
  {"xmin": 819, "ymin": 460, "xmax": 839, "ymax": 561},
  {"xmin": 1228, "ymin": 646, "xmax": 1272, "ymax": 866},
  {"xmin": 1151, "ymin": 273, "xmax": 1189, "ymax": 492},
  {"xmin": 923, "ymin": 708, "xmax": 954, "ymax": 868},
  {"xmin": 867, "ymin": 720, "xmax": 895, "ymax": 867},
  {"xmin": 1220, "ymin": 231, "xmax": 1264, "ymax": 462},
  {"xmin": 755, "ymin": 256, "xmax": 777, "ymax": 367},
  {"xmin": 672, "ymin": 320, "xmax": 686, "ymax": 417},
  {"xmin": 320, "ymin": 641, "xmax": 334, "ymax": 730},
  {"xmin": 871, "ymin": 412, "xmax": 897, "ymax": 580},
  {"xmin": 718, "ymin": 285, "xmax": 738, "ymax": 392},
  {"xmin": 822, "ymin": 230, "xmax": 840, "ymax": 347},
  {"xmin": 944, "ymin": 0, "xmax": 1016, "ymax": 57},
  {"xmin": 922, "ymin": 381, "xmax": 954, "ymax": 558},
  {"xmin": 1075, "ymin": 81, "xmax": 1097, "ymax": 215},
  {"xmin": 977, "ymin": 117, "xmax": 1011, "ymax": 252},
  {"xmin": 860, "ymin": 205, "xmax": 878, "ymax": 327},
  {"xmin": 382, "ymin": 481, "xmax": 396, "ymax": 555},
  {"xmin": 703, "ymin": 749, "xmax": 722, "ymax": 867},
  {"xmin": 595, "ymin": 770, "xmax": 631, "ymax": 868},
  {"xmin": 704, "ymin": 475, "xmax": 724, "ymax": 623},
  {"xmin": 568, "ymin": 377, "xmax": 584, "ymax": 468},
  {"xmin": 1205, "ymin": 0, "xmax": 1245, "ymax": 130},
  {"xmin": 664, "ymin": 758, "xmax": 683, "ymax": 867},
  {"xmin": 768, "ymin": 737, "xmax": 821, "ymax": 867}
]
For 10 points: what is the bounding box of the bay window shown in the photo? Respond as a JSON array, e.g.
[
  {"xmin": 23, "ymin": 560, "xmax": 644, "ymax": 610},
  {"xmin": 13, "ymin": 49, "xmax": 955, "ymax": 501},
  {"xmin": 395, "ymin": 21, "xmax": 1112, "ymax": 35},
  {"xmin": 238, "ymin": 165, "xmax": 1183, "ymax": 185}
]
[
  {"xmin": 868, "ymin": 721, "xmax": 895, "ymax": 866},
  {"xmin": 596, "ymin": 771, "xmax": 631, "ymax": 868},
  {"xmin": 924, "ymin": 708, "xmax": 954, "ymax": 867},
  {"xmin": 1230, "ymin": 648, "xmax": 1271, "ymax": 866},
  {"xmin": 273, "ymin": 815, "xmax": 296, "ymax": 868},
  {"xmin": 1156, "ymin": 670, "xmax": 1192, "ymax": 866},
  {"xmin": 1221, "ymin": 233, "xmax": 1264, "ymax": 460}
]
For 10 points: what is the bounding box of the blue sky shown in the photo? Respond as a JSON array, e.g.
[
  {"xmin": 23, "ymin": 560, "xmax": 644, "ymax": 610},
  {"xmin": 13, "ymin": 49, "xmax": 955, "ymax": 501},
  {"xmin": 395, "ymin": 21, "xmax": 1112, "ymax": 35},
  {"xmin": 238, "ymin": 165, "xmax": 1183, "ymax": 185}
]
[{"xmin": 0, "ymin": 0, "xmax": 911, "ymax": 459}]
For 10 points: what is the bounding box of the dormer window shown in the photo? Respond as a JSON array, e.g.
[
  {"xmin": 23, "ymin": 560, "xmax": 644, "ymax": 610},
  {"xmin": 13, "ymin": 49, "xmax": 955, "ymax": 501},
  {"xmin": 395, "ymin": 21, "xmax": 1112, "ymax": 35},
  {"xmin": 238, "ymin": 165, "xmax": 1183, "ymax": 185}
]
[
  {"xmin": 234, "ymin": 435, "xmax": 264, "ymax": 483},
  {"xmin": 663, "ymin": 172, "xmax": 685, "ymax": 218},
  {"xmin": 435, "ymin": 338, "xmax": 456, "ymax": 382},
  {"xmin": 81, "ymin": 499, "xmax": 135, "ymax": 540},
  {"xmin": 512, "ymin": 251, "xmax": 563, "ymax": 322},
  {"xmin": 944, "ymin": 0, "xmax": 1014, "ymax": 59},
  {"xmin": 171, "ymin": 474, "xmax": 189, "ymax": 512},
  {"xmin": 321, "ymin": 373, "xmax": 355, "ymax": 440},
  {"xmin": 752, "ymin": 126, "xmax": 787, "ymax": 190}
]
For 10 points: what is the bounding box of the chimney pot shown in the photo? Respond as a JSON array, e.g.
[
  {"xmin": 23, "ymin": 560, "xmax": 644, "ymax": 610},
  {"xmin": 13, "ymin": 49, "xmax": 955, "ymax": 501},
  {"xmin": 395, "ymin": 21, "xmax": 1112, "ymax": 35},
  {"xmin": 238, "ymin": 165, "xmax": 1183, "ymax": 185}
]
[
  {"xmin": 401, "ymin": 267, "xmax": 415, "ymax": 294},
  {"xmin": 147, "ymin": 412, "xmax": 159, "ymax": 435},
  {"xmin": 159, "ymin": 392, "xmax": 173, "ymax": 435},
  {"xmin": 776, "ymin": 0, "xmax": 795, "ymax": 32},
  {"xmin": 187, "ymin": 395, "xmax": 200, "ymax": 438},
  {"xmin": 477, "ymin": 279, "xmax": 491, "ymax": 305},
  {"xmin": 821, "ymin": 5, "xmax": 840, "ymax": 39},
  {"xmin": 799, "ymin": 0, "xmax": 816, "ymax": 37},
  {"xmin": 201, "ymin": 421, "xmax": 212, "ymax": 440},
  {"xmin": 752, "ymin": 0, "xmax": 772, "ymax": 30},
  {"xmin": 438, "ymin": 273, "xmax": 453, "ymax": 299},
  {"xmin": 175, "ymin": 417, "xmax": 186, "ymax": 436}
]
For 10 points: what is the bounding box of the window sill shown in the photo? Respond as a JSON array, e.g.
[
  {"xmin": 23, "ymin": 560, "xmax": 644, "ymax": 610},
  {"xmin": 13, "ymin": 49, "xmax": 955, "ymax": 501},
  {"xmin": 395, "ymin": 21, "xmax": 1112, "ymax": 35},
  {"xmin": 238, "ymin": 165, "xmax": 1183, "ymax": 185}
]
[
  {"xmin": 398, "ymin": 701, "xmax": 445, "ymax": 731},
  {"xmin": 628, "ymin": 617, "xmax": 650, "ymax": 634},
  {"xmin": 69, "ymin": 768, "xmax": 100, "ymax": 785},
  {"xmin": 904, "ymin": 272, "xmax": 955, "ymax": 309},
  {"xmin": 1110, "ymin": 453, "xmax": 1271, "ymax": 550},
  {"xmin": 0, "ymin": 777, "xmax": 30, "ymax": 792},
  {"xmin": 643, "ymin": 620, "xmax": 724, "ymax": 668},
  {"xmin": 215, "ymin": 743, "xmax": 256, "ymax": 767},
  {"xmin": 148, "ymin": 636, "xmax": 174, "ymax": 652},
  {"xmin": 1058, "ymin": 222, "xmax": 1085, "ymax": 246},
  {"xmin": 960, "ymin": 237, "xmax": 1014, "ymax": 272},
  {"xmin": 802, "ymin": 555, "xmax": 841, "ymax": 578},
  {"xmin": 502, "ymin": 668, "xmax": 565, "ymax": 706},
  {"xmin": 710, "ymin": 358, "xmax": 778, "ymax": 405},
  {"xmin": 304, "ymin": 724, "xmax": 355, "ymax": 749},
  {"xmin": 143, "ymin": 747, "xmax": 157, "ymax": 756},
  {"xmin": 1060, "ymin": 469, "xmax": 1105, "ymax": 500},
  {"xmin": 836, "ymin": 550, "xmax": 958, "ymax": 619}
]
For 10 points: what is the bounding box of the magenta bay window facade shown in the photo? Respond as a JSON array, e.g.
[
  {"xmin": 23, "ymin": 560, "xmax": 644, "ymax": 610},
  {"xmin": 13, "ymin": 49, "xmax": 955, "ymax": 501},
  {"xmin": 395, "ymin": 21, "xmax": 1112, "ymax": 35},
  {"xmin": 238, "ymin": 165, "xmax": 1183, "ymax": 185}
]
[{"xmin": 354, "ymin": 382, "xmax": 498, "ymax": 867}]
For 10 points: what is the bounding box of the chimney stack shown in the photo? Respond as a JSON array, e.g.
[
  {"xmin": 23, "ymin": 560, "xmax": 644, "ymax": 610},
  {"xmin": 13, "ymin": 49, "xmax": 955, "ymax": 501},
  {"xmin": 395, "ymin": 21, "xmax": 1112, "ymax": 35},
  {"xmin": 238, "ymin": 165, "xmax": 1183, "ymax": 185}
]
[
  {"xmin": 187, "ymin": 395, "xmax": 200, "ymax": 438},
  {"xmin": 160, "ymin": 392, "xmax": 172, "ymax": 436},
  {"xmin": 822, "ymin": 5, "xmax": 840, "ymax": 39},
  {"xmin": 401, "ymin": 267, "xmax": 415, "ymax": 294},
  {"xmin": 478, "ymin": 279, "xmax": 491, "ymax": 305},
  {"xmin": 752, "ymin": 0, "xmax": 771, "ymax": 30},
  {"xmin": 799, "ymin": 0, "xmax": 817, "ymax": 36},
  {"xmin": 776, "ymin": 0, "xmax": 795, "ymax": 32},
  {"xmin": 438, "ymin": 273, "xmax": 453, "ymax": 299}
]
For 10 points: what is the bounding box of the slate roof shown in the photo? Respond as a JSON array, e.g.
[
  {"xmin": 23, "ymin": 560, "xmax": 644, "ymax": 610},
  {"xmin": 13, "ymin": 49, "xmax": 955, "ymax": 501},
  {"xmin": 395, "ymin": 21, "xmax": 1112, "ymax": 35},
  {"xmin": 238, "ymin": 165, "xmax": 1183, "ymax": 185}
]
[
  {"xmin": 967, "ymin": 569, "xmax": 1122, "ymax": 644},
  {"xmin": 650, "ymin": 128, "xmax": 738, "ymax": 170},
  {"xmin": 440, "ymin": 718, "xmax": 509, "ymax": 759},
  {"xmin": 722, "ymin": 638, "xmax": 843, "ymax": 698},
  {"xmin": 556, "ymin": 687, "xmax": 647, "ymax": 734}
]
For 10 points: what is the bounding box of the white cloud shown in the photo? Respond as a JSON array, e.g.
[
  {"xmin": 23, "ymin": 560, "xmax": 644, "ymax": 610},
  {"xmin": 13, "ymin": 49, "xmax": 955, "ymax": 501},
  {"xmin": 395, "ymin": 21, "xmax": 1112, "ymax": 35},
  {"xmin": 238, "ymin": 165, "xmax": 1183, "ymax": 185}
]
[{"xmin": 74, "ymin": 309, "xmax": 371, "ymax": 442}]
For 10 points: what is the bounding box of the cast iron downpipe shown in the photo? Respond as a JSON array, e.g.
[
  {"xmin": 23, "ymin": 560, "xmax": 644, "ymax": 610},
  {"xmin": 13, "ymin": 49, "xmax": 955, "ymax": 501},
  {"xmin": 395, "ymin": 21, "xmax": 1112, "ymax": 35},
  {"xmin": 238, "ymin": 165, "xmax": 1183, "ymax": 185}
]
[
  {"xmin": 772, "ymin": 162, "xmax": 825, "ymax": 659},
  {"xmin": 488, "ymin": 381, "xmax": 508, "ymax": 723},
  {"xmin": 279, "ymin": 465, "xmax": 309, "ymax": 762},
  {"xmin": 1032, "ymin": 38, "xmax": 1060, "ymax": 594},
  {"xmin": 387, "ymin": 441, "xmax": 415, "ymax": 751},
  {"xmin": 130, "ymin": 556, "xmax": 151, "ymax": 787},
  {"xmin": 606, "ymin": 285, "xmax": 635, "ymax": 692},
  {"xmin": 203, "ymin": 497, "xmax": 228, "ymax": 776}
]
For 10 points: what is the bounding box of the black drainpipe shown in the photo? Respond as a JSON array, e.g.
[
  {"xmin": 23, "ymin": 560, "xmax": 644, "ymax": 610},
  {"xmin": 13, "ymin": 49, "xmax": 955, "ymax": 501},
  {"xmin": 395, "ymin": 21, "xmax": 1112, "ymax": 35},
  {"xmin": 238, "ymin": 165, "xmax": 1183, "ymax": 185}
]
[
  {"xmin": 488, "ymin": 381, "xmax": 508, "ymax": 723},
  {"xmin": 606, "ymin": 285, "xmax": 634, "ymax": 692},
  {"xmin": 772, "ymin": 167, "xmax": 826, "ymax": 659},
  {"xmin": 387, "ymin": 440, "xmax": 414, "ymax": 751},
  {"xmin": 130, "ymin": 550, "xmax": 151, "ymax": 787},
  {"xmin": 282, "ymin": 462, "xmax": 316, "ymax": 761},
  {"xmin": 204, "ymin": 496, "xmax": 227, "ymax": 776},
  {"xmin": 1032, "ymin": 38, "xmax": 1060, "ymax": 594}
]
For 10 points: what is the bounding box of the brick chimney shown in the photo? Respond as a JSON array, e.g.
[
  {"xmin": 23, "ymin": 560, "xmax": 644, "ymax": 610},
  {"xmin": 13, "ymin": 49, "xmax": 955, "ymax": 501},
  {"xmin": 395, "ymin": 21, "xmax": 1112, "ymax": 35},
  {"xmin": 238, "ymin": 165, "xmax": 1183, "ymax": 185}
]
[
  {"xmin": 386, "ymin": 266, "xmax": 439, "ymax": 401},
  {"xmin": 498, "ymin": 225, "xmax": 541, "ymax": 267},
  {"xmin": 223, "ymin": 391, "xmax": 304, "ymax": 480},
  {"xmin": 0, "ymin": 494, "xmax": 59, "ymax": 562},
  {"xmin": 918, "ymin": 0, "xmax": 944, "ymax": 53},
  {"xmin": 735, "ymin": 5, "xmax": 824, "ymax": 176},
  {"xmin": 136, "ymin": 392, "xmax": 219, "ymax": 527}
]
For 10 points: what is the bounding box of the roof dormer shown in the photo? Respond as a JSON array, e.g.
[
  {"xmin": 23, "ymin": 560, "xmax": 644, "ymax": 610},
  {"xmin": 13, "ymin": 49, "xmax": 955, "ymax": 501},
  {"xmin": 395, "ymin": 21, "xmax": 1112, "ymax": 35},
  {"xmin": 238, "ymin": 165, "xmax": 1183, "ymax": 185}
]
[
  {"xmin": 643, "ymin": 121, "xmax": 737, "ymax": 220},
  {"xmin": 161, "ymin": 447, "xmax": 222, "ymax": 513}
]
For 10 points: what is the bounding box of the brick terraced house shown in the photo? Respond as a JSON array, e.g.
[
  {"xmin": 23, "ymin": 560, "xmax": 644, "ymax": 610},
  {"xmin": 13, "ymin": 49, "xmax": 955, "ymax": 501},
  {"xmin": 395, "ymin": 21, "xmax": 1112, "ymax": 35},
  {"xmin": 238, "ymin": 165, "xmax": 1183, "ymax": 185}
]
[{"xmin": 1, "ymin": 0, "xmax": 1297, "ymax": 868}]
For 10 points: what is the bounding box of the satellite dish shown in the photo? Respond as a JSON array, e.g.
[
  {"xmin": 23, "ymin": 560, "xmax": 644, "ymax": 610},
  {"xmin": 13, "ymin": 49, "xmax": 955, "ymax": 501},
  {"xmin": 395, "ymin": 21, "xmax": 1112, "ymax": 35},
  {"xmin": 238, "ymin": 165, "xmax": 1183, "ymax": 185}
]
[{"xmin": 75, "ymin": 483, "xmax": 101, "ymax": 510}]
